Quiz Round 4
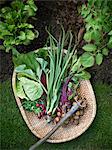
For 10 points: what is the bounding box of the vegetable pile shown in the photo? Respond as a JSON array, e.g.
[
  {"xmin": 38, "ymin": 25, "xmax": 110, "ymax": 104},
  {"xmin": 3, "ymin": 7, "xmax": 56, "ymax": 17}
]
[{"xmin": 14, "ymin": 27, "xmax": 89, "ymax": 125}]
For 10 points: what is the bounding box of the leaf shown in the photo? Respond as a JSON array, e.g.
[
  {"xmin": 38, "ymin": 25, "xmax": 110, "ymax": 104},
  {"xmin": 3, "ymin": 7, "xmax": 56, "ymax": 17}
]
[
  {"xmin": 5, "ymin": 46, "xmax": 14, "ymax": 52},
  {"xmin": 84, "ymin": 31, "xmax": 92, "ymax": 42},
  {"xmin": 1, "ymin": 7, "xmax": 11, "ymax": 14},
  {"xmin": 85, "ymin": 24, "xmax": 92, "ymax": 31},
  {"xmin": 15, "ymin": 64, "xmax": 26, "ymax": 72},
  {"xmin": 36, "ymin": 65, "xmax": 42, "ymax": 80},
  {"xmin": 22, "ymin": 101, "xmax": 33, "ymax": 111},
  {"xmin": 18, "ymin": 31, "xmax": 26, "ymax": 40},
  {"xmin": 5, "ymin": 12, "xmax": 13, "ymax": 21},
  {"xmin": 20, "ymin": 69, "xmax": 37, "ymax": 80},
  {"xmin": 16, "ymin": 81, "xmax": 28, "ymax": 100},
  {"xmin": 108, "ymin": 30, "xmax": 112, "ymax": 35},
  {"xmin": 82, "ymin": 44, "xmax": 97, "ymax": 52},
  {"xmin": 68, "ymin": 82, "xmax": 73, "ymax": 88},
  {"xmin": 19, "ymin": 77, "xmax": 43, "ymax": 101},
  {"xmin": 15, "ymin": 64, "xmax": 37, "ymax": 81},
  {"xmin": 85, "ymin": 14, "xmax": 92, "ymax": 22},
  {"xmin": 26, "ymin": 29, "xmax": 35, "ymax": 40},
  {"xmin": 24, "ymin": 5, "xmax": 35, "ymax": 17},
  {"xmin": 0, "ymin": 29, "xmax": 12, "ymax": 37},
  {"xmin": 11, "ymin": 1, "xmax": 24, "ymax": 10},
  {"xmin": 0, "ymin": 22, "xmax": 6, "ymax": 31},
  {"xmin": 23, "ymin": 39, "xmax": 30, "ymax": 45},
  {"xmin": 71, "ymin": 58, "xmax": 81, "ymax": 73},
  {"xmin": 81, "ymin": 5, "xmax": 90, "ymax": 18},
  {"xmin": 102, "ymin": 48, "xmax": 109, "ymax": 56},
  {"xmin": 27, "ymin": 0, "xmax": 38, "ymax": 12},
  {"xmin": 107, "ymin": 36, "xmax": 112, "ymax": 48},
  {"xmin": 34, "ymin": 108, "xmax": 41, "ymax": 114},
  {"xmin": 36, "ymin": 57, "xmax": 48, "ymax": 72},
  {"xmin": 88, "ymin": 0, "xmax": 94, "ymax": 6},
  {"xmin": 8, "ymin": 25, "xmax": 15, "ymax": 32},
  {"xmin": 35, "ymin": 48, "xmax": 49, "ymax": 60},
  {"xmin": 13, "ymin": 52, "xmax": 40, "ymax": 72},
  {"xmin": 91, "ymin": 30, "xmax": 101, "ymax": 42},
  {"xmin": 18, "ymin": 23, "xmax": 34, "ymax": 29},
  {"xmin": 75, "ymin": 71, "xmax": 91, "ymax": 80},
  {"xmin": 80, "ymin": 52, "xmax": 95, "ymax": 67},
  {"xmin": 96, "ymin": 53, "xmax": 103, "ymax": 65},
  {"xmin": 3, "ymin": 38, "xmax": 15, "ymax": 47}
]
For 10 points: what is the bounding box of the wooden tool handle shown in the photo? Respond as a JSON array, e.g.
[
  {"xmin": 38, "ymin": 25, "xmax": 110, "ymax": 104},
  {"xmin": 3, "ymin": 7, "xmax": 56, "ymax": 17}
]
[{"xmin": 29, "ymin": 103, "xmax": 80, "ymax": 150}]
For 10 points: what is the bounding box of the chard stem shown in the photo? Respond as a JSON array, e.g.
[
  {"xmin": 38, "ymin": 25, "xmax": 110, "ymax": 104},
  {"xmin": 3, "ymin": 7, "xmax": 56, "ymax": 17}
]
[{"xmin": 38, "ymin": 80, "xmax": 47, "ymax": 94}]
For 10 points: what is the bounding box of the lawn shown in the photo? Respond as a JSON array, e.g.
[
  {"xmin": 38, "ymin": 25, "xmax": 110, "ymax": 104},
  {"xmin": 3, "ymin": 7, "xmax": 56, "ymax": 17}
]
[{"xmin": 1, "ymin": 80, "xmax": 112, "ymax": 150}]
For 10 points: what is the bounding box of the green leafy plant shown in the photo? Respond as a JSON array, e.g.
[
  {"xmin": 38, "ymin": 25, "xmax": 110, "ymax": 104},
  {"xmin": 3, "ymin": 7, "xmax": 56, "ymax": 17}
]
[
  {"xmin": 14, "ymin": 52, "xmax": 46, "ymax": 116},
  {"xmin": 22, "ymin": 100, "xmax": 44, "ymax": 114},
  {"xmin": 0, "ymin": 0, "xmax": 38, "ymax": 53},
  {"xmin": 80, "ymin": 0, "xmax": 112, "ymax": 65}
]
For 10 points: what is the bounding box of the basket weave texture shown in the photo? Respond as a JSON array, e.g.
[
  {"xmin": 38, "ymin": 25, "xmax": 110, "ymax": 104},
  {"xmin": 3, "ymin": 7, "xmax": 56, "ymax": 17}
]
[{"xmin": 12, "ymin": 71, "xmax": 96, "ymax": 143}]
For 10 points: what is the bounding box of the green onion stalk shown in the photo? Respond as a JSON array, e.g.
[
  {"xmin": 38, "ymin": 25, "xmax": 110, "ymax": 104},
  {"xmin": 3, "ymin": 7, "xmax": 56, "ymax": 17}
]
[{"xmin": 45, "ymin": 27, "xmax": 78, "ymax": 115}]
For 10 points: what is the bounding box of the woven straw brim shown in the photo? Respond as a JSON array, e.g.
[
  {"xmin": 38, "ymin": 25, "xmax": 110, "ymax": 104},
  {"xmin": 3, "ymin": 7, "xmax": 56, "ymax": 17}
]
[{"xmin": 12, "ymin": 71, "xmax": 96, "ymax": 143}]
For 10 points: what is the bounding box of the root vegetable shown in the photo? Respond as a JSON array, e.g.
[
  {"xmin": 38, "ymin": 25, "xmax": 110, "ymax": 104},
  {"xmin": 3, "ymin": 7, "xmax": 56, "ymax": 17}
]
[
  {"xmin": 76, "ymin": 111, "xmax": 80, "ymax": 116},
  {"xmin": 36, "ymin": 103, "xmax": 40, "ymax": 107},
  {"xmin": 79, "ymin": 110, "xmax": 84, "ymax": 116},
  {"xmin": 74, "ymin": 119, "xmax": 79, "ymax": 125},
  {"xmin": 54, "ymin": 117, "xmax": 60, "ymax": 123},
  {"xmin": 47, "ymin": 112, "xmax": 51, "ymax": 116},
  {"xmin": 70, "ymin": 118, "xmax": 74, "ymax": 123},
  {"xmin": 62, "ymin": 113, "xmax": 65, "ymax": 118},
  {"xmin": 30, "ymin": 103, "xmax": 80, "ymax": 149},
  {"xmin": 67, "ymin": 108, "xmax": 70, "ymax": 112},
  {"xmin": 57, "ymin": 107, "xmax": 61, "ymax": 112},
  {"xmin": 74, "ymin": 115, "xmax": 80, "ymax": 120},
  {"xmin": 57, "ymin": 112, "xmax": 61, "ymax": 117}
]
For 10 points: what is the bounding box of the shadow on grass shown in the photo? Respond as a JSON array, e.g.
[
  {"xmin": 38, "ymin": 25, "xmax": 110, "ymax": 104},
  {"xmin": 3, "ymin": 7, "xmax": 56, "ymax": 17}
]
[{"xmin": 1, "ymin": 80, "xmax": 112, "ymax": 150}]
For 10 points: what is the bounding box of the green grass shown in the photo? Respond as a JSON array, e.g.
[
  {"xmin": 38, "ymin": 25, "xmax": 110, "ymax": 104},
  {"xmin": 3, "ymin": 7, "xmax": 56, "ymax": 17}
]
[{"xmin": 1, "ymin": 80, "xmax": 112, "ymax": 150}]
